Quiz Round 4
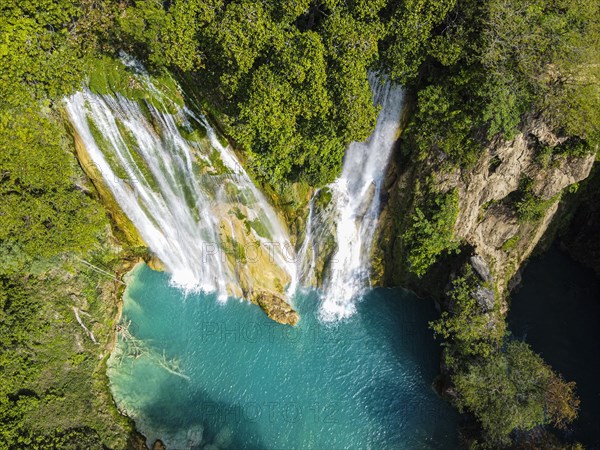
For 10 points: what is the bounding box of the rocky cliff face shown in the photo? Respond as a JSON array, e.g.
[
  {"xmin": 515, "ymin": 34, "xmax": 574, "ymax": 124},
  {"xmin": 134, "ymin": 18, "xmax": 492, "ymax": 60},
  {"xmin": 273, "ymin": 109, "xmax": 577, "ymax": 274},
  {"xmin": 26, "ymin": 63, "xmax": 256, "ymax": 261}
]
[{"xmin": 375, "ymin": 117, "xmax": 595, "ymax": 303}]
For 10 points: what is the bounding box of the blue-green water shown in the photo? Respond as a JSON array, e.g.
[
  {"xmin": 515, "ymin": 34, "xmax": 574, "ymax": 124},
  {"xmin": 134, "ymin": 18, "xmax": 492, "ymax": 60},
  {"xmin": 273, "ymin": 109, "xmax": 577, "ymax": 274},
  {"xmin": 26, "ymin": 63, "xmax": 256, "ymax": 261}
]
[
  {"xmin": 509, "ymin": 245, "xmax": 600, "ymax": 447},
  {"xmin": 108, "ymin": 264, "xmax": 459, "ymax": 449}
]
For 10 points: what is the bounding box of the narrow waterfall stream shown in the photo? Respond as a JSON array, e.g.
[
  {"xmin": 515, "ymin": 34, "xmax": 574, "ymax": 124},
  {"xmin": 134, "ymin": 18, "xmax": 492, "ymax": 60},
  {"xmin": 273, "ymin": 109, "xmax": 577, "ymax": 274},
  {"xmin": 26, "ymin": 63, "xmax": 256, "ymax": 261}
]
[
  {"xmin": 299, "ymin": 79, "xmax": 405, "ymax": 321},
  {"xmin": 65, "ymin": 70, "xmax": 296, "ymax": 302}
]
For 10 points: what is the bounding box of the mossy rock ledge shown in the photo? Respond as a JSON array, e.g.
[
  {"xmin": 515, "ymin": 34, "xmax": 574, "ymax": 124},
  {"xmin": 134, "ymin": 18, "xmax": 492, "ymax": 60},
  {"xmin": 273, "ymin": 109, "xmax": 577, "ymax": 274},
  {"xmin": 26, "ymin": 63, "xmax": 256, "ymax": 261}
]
[
  {"xmin": 249, "ymin": 291, "xmax": 299, "ymax": 326},
  {"xmin": 145, "ymin": 255, "xmax": 165, "ymax": 272}
]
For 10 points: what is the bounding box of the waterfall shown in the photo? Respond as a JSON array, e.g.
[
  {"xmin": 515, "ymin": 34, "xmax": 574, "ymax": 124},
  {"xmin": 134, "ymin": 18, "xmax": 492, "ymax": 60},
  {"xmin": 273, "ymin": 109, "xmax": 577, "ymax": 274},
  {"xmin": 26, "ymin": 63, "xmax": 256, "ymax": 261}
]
[
  {"xmin": 65, "ymin": 70, "xmax": 296, "ymax": 301},
  {"xmin": 299, "ymin": 78, "xmax": 405, "ymax": 321}
]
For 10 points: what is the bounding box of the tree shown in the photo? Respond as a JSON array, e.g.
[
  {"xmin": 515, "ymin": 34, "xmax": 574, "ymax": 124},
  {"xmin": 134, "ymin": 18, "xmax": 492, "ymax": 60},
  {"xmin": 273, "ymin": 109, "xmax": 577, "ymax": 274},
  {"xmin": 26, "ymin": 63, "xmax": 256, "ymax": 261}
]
[
  {"xmin": 453, "ymin": 341, "xmax": 579, "ymax": 446},
  {"xmin": 480, "ymin": 0, "xmax": 600, "ymax": 143},
  {"xmin": 430, "ymin": 265, "xmax": 504, "ymax": 364},
  {"xmin": 380, "ymin": 0, "xmax": 457, "ymax": 82},
  {"xmin": 403, "ymin": 188, "xmax": 460, "ymax": 276},
  {"xmin": 0, "ymin": 106, "xmax": 104, "ymax": 263},
  {"xmin": 0, "ymin": 0, "xmax": 84, "ymax": 107}
]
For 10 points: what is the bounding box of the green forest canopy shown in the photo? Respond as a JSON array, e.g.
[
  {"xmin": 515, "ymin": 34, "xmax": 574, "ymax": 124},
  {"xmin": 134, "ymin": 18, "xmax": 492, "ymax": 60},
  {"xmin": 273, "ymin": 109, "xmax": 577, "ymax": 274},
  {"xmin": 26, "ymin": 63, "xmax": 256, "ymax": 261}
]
[
  {"xmin": 1, "ymin": 0, "xmax": 598, "ymax": 447},
  {"xmin": 2, "ymin": 0, "xmax": 597, "ymax": 187}
]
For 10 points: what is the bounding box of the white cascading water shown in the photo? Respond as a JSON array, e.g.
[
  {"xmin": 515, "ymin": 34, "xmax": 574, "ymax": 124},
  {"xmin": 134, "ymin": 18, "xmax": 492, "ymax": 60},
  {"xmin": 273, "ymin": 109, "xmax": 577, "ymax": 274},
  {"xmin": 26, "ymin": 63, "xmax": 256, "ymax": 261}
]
[
  {"xmin": 65, "ymin": 71, "xmax": 296, "ymax": 300},
  {"xmin": 299, "ymin": 78, "xmax": 405, "ymax": 321}
]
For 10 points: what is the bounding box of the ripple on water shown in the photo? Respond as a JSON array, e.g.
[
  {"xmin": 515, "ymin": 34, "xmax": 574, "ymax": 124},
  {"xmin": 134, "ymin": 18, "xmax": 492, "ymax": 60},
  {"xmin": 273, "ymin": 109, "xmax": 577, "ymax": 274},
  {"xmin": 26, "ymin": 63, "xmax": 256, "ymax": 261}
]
[{"xmin": 107, "ymin": 264, "xmax": 459, "ymax": 449}]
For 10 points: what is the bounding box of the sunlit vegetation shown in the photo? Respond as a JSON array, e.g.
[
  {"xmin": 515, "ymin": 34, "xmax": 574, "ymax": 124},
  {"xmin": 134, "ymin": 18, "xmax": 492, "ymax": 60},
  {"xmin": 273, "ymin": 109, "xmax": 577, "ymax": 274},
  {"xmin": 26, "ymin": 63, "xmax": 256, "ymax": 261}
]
[
  {"xmin": 403, "ymin": 187, "xmax": 460, "ymax": 277},
  {"xmin": 454, "ymin": 341, "xmax": 580, "ymax": 446},
  {"xmin": 1, "ymin": 0, "xmax": 598, "ymax": 446},
  {"xmin": 431, "ymin": 264, "xmax": 579, "ymax": 446},
  {"xmin": 430, "ymin": 266, "xmax": 504, "ymax": 364},
  {"xmin": 400, "ymin": 0, "xmax": 600, "ymax": 169}
]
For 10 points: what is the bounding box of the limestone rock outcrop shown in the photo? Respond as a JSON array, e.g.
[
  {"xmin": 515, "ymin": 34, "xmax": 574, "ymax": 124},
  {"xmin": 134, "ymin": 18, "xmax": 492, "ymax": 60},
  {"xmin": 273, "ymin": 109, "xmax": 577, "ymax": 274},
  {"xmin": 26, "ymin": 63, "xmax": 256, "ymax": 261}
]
[{"xmin": 376, "ymin": 117, "xmax": 595, "ymax": 300}]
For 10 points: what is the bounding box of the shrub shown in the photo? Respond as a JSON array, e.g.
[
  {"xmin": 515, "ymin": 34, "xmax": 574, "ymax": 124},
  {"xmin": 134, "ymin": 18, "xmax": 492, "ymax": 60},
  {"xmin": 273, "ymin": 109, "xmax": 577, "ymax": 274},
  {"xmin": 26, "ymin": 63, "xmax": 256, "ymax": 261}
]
[
  {"xmin": 453, "ymin": 341, "xmax": 579, "ymax": 446},
  {"xmin": 403, "ymin": 188, "xmax": 460, "ymax": 276},
  {"xmin": 430, "ymin": 265, "xmax": 504, "ymax": 365},
  {"xmin": 514, "ymin": 178, "xmax": 559, "ymax": 223}
]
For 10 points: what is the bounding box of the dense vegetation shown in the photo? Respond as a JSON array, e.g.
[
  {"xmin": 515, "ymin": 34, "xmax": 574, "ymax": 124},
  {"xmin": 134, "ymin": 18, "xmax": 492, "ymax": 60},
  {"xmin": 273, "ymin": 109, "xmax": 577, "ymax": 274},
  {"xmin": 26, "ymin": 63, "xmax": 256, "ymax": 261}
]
[
  {"xmin": 396, "ymin": 2, "xmax": 597, "ymax": 443},
  {"xmin": 430, "ymin": 266, "xmax": 505, "ymax": 365},
  {"xmin": 394, "ymin": 0, "xmax": 600, "ymax": 280},
  {"xmin": 0, "ymin": 1, "xmax": 138, "ymax": 446},
  {"xmin": 0, "ymin": 247, "xmax": 136, "ymax": 448},
  {"xmin": 1, "ymin": 0, "xmax": 598, "ymax": 447},
  {"xmin": 116, "ymin": 0, "xmax": 429, "ymax": 185},
  {"xmin": 431, "ymin": 265, "xmax": 580, "ymax": 447},
  {"xmin": 0, "ymin": 107, "xmax": 135, "ymax": 446},
  {"xmin": 402, "ymin": 185, "xmax": 460, "ymax": 277},
  {"xmin": 400, "ymin": 0, "xmax": 600, "ymax": 168},
  {"xmin": 3, "ymin": 0, "xmax": 597, "ymax": 185},
  {"xmin": 454, "ymin": 340, "xmax": 579, "ymax": 446}
]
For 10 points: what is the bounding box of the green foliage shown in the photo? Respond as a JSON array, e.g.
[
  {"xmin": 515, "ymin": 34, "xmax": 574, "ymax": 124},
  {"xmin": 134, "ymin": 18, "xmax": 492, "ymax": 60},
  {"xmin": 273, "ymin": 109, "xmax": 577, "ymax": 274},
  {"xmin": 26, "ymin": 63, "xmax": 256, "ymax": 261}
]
[
  {"xmin": 430, "ymin": 266, "xmax": 504, "ymax": 364},
  {"xmin": 501, "ymin": 235, "xmax": 521, "ymax": 252},
  {"xmin": 514, "ymin": 178, "xmax": 559, "ymax": 223},
  {"xmin": 535, "ymin": 136, "xmax": 596, "ymax": 174},
  {"xmin": 209, "ymin": 0, "xmax": 273, "ymax": 90},
  {"xmin": 0, "ymin": 4, "xmax": 138, "ymax": 443},
  {"xmin": 63, "ymin": 0, "xmax": 597, "ymax": 188},
  {"xmin": 320, "ymin": 9, "xmax": 381, "ymax": 142},
  {"xmin": 554, "ymin": 137, "xmax": 596, "ymax": 159},
  {"xmin": 3, "ymin": 0, "xmax": 596, "ymax": 186},
  {"xmin": 0, "ymin": 51, "xmax": 134, "ymax": 441},
  {"xmin": 113, "ymin": 0, "xmax": 398, "ymax": 186},
  {"xmin": 480, "ymin": 75, "xmax": 528, "ymax": 140},
  {"xmin": 0, "ymin": 245, "xmax": 134, "ymax": 448},
  {"xmin": 0, "ymin": 107, "xmax": 105, "ymax": 263},
  {"xmin": 85, "ymin": 55, "xmax": 184, "ymax": 112},
  {"xmin": 516, "ymin": 194, "xmax": 556, "ymax": 223},
  {"xmin": 453, "ymin": 341, "xmax": 579, "ymax": 446},
  {"xmin": 118, "ymin": 0, "xmax": 220, "ymax": 71},
  {"xmin": 404, "ymin": 80, "xmax": 482, "ymax": 167},
  {"xmin": 398, "ymin": 0, "xmax": 600, "ymax": 169},
  {"xmin": 1, "ymin": 0, "xmax": 596, "ymax": 447},
  {"xmin": 403, "ymin": 187, "xmax": 460, "ymax": 276},
  {"xmin": 87, "ymin": 56, "xmax": 146, "ymax": 98},
  {"xmin": 380, "ymin": 0, "xmax": 458, "ymax": 82},
  {"xmin": 482, "ymin": 0, "xmax": 600, "ymax": 144},
  {"xmin": 0, "ymin": 0, "xmax": 85, "ymax": 108},
  {"xmin": 430, "ymin": 266, "xmax": 579, "ymax": 447},
  {"xmin": 184, "ymin": 0, "xmax": 385, "ymax": 186}
]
